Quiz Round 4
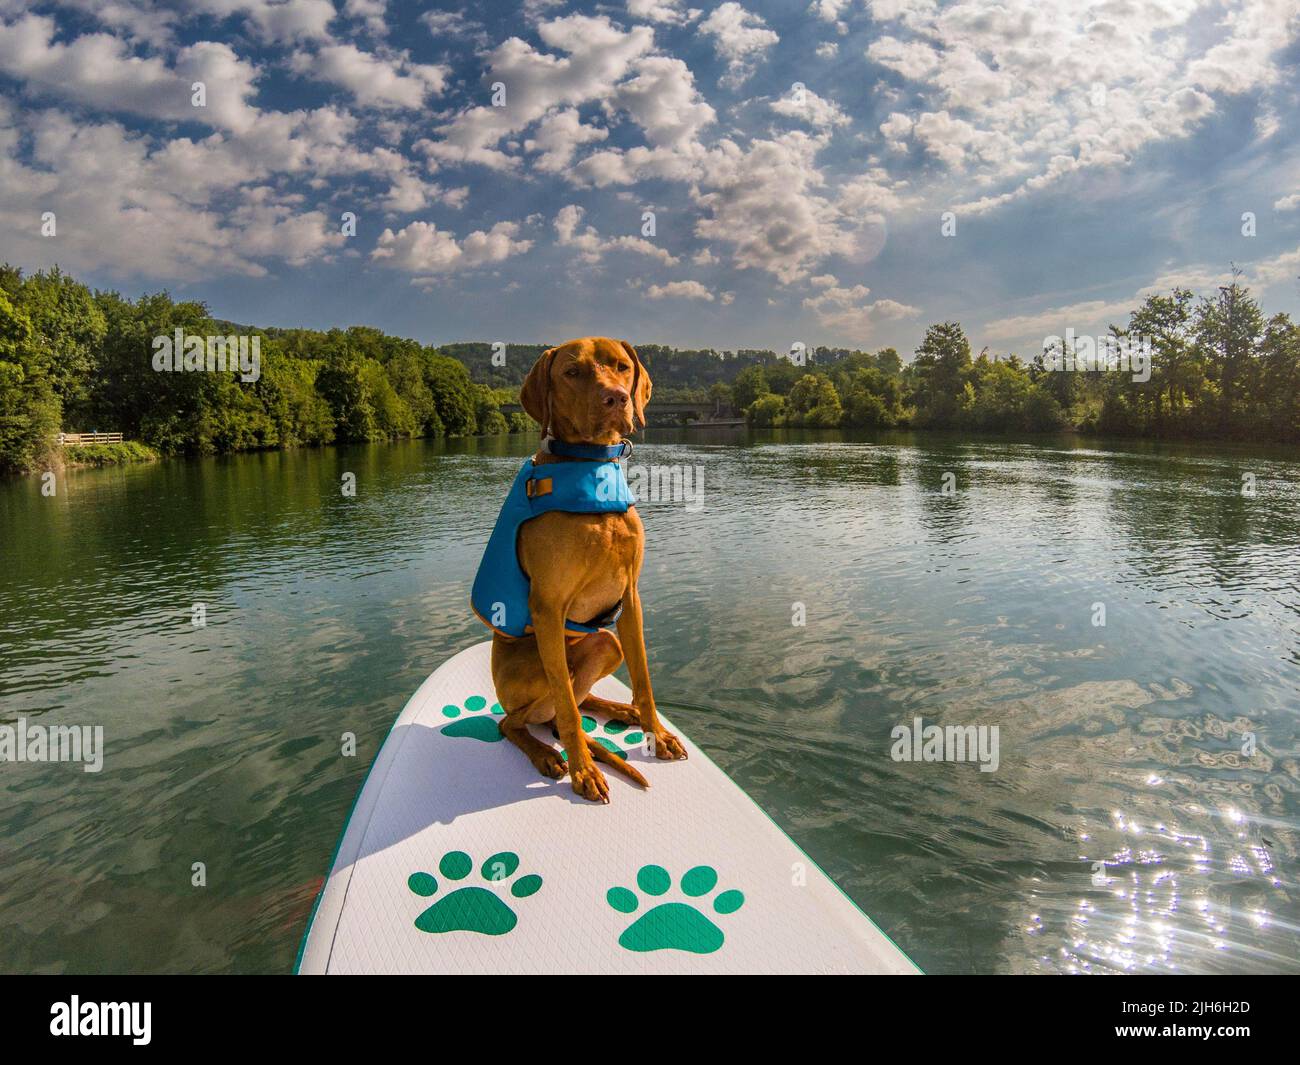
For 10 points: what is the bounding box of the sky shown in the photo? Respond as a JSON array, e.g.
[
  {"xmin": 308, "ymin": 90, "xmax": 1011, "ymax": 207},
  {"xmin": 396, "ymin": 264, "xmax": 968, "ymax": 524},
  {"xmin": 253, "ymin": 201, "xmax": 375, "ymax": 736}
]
[{"xmin": 1, "ymin": 0, "xmax": 1299, "ymax": 359}]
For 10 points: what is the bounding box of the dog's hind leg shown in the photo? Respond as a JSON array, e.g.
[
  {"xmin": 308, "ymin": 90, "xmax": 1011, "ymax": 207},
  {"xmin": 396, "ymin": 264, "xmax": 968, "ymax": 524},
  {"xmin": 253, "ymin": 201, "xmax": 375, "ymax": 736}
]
[
  {"xmin": 572, "ymin": 629, "xmax": 639, "ymax": 723},
  {"xmin": 579, "ymin": 693, "xmax": 639, "ymax": 724},
  {"xmin": 565, "ymin": 635, "xmax": 648, "ymax": 788},
  {"xmin": 498, "ymin": 710, "xmax": 567, "ymax": 779},
  {"xmin": 570, "ymin": 630, "xmax": 622, "ymax": 691}
]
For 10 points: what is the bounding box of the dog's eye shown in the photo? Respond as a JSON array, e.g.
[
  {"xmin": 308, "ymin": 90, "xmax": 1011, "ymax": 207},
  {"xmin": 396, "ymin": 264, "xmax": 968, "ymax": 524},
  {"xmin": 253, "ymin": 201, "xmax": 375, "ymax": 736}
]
[
  {"xmin": 564, "ymin": 366, "xmax": 581, "ymax": 377},
  {"xmin": 618, "ymin": 363, "xmax": 631, "ymax": 372}
]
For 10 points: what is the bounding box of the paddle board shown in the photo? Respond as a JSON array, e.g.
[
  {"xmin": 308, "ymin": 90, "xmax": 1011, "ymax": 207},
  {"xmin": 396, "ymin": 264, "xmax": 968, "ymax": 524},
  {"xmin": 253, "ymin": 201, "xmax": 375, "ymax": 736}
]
[{"xmin": 296, "ymin": 640, "xmax": 919, "ymax": 974}]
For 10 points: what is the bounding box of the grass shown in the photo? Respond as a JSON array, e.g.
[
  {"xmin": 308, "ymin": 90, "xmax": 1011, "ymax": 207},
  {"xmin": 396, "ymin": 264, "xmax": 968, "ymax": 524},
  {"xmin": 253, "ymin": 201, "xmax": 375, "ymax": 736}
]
[{"xmin": 61, "ymin": 441, "xmax": 160, "ymax": 467}]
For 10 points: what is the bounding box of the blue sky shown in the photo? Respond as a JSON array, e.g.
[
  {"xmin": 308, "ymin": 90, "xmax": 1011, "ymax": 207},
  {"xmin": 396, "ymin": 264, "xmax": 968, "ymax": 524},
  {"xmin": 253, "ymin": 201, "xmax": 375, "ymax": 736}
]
[{"xmin": 2, "ymin": 0, "xmax": 1299, "ymax": 358}]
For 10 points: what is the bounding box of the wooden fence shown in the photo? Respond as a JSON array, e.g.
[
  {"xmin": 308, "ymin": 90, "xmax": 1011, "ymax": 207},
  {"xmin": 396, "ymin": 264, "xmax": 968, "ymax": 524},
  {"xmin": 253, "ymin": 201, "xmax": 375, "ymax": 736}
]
[{"xmin": 58, "ymin": 432, "xmax": 124, "ymax": 445}]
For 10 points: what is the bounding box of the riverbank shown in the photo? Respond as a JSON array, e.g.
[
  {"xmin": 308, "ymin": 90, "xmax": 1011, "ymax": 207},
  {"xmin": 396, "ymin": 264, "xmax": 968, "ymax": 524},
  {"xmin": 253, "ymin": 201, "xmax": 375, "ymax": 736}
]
[
  {"xmin": 59, "ymin": 441, "xmax": 160, "ymax": 468},
  {"xmin": 12, "ymin": 422, "xmax": 1300, "ymax": 480}
]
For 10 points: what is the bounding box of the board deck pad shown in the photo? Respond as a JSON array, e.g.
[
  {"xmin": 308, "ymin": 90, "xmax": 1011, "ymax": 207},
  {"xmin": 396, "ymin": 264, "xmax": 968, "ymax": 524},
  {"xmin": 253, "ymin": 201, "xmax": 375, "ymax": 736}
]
[{"xmin": 298, "ymin": 641, "xmax": 919, "ymax": 974}]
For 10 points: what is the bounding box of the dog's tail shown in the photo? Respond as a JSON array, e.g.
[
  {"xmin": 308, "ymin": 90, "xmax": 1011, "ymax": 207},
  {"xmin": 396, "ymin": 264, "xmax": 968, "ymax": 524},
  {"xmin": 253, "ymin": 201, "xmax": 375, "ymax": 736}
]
[{"xmin": 587, "ymin": 739, "xmax": 649, "ymax": 788}]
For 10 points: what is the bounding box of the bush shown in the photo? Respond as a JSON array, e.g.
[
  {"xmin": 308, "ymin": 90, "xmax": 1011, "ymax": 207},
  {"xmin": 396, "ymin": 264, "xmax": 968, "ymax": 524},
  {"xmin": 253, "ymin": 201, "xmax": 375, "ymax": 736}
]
[
  {"xmin": 747, "ymin": 393, "xmax": 786, "ymax": 427},
  {"xmin": 62, "ymin": 441, "xmax": 159, "ymax": 466}
]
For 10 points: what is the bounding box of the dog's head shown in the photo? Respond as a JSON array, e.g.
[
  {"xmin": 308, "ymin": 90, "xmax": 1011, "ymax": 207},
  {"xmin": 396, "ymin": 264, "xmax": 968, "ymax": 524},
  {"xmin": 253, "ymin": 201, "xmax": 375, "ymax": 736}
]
[{"xmin": 520, "ymin": 337, "xmax": 651, "ymax": 444}]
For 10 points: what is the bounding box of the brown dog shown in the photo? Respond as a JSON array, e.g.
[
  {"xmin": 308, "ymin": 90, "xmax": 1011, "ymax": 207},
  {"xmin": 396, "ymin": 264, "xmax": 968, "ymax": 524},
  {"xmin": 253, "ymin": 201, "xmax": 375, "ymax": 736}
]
[{"xmin": 490, "ymin": 337, "xmax": 687, "ymax": 803}]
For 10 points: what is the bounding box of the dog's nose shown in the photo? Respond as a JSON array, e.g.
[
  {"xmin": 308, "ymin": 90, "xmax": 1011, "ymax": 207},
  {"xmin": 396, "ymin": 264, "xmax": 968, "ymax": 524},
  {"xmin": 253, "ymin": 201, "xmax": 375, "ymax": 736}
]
[{"xmin": 603, "ymin": 387, "xmax": 629, "ymax": 408}]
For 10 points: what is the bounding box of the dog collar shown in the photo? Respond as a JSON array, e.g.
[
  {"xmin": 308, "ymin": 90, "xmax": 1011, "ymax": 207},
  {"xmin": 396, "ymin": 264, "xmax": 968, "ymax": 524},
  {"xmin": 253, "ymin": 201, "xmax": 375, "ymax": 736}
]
[{"xmin": 542, "ymin": 438, "xmax": 632, "ymax": 460}]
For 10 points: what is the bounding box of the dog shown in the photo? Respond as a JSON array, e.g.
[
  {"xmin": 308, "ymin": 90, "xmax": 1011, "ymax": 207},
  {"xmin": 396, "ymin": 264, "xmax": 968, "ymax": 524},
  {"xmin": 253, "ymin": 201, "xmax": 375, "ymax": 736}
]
[{"xmin": 474, "ymin": 337, "xmax": 687, "ymax": 804}]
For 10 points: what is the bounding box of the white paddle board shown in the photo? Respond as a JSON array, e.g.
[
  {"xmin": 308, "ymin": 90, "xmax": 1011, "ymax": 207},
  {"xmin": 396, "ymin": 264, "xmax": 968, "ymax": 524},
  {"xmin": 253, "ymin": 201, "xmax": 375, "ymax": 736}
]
[{"xmin": 297, "ymin": 640, "xmax": 919, "ymax": 974}]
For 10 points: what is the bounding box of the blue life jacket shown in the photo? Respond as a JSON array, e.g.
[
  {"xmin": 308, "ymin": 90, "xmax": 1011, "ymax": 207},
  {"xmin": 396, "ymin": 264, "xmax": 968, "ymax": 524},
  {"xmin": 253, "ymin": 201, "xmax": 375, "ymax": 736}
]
[{"xmin": 471, "ymin": 441, "xmax": 635, "ymax": 639}]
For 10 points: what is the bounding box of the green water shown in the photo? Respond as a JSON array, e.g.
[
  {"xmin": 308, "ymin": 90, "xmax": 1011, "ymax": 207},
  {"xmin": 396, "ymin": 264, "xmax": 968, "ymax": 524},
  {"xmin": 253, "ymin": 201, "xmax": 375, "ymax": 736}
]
[{"xmin": 1, "ymin": 429, "xmax": 1297, "ymax": 974}]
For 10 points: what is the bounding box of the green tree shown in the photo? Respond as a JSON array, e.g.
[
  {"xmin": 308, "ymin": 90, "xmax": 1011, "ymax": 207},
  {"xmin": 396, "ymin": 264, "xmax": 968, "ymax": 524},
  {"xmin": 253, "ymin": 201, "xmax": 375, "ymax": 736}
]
[
  {"xmin": 1196, "ymin": 275, "xmax": 1264, "ymax": 437},
  {"xmin": 318, "ymin": 351, "xmax": 381, "ymax": 442},
  {"xmin": 0, "ymin": 291, "xmax": 61, "ymax": 472},
  {"xmin": 842, "ymin": 367, "xmax": 904, "ymax": 428},
  {"xmin": 786, "ymin": 373, "xmax": 843, "ymax": 427},
  {"xmin": 909, "ymin": 322, "xmax": 972, "ymax": 428},
  {"xmin": 425, "ymin": 353, "xmax": 478, "ymax": 436},
  {"xmin": 967, "ymin": 355, "xmax": 1032, "ymax": 431},
  {"xmin": 732, "ymin": 365, "xmax": 770, "ymax": 410},
  {"xmin": 10, "ymin": 268, "xmax": 107, "ymax": 425},
  {"xmin": 93, "ymin": 289, "xmax": 214, "ymax": 451},
  {"xmin": 746, "ymin": 393, "xmax": 786, "ymax": 427},
  {"xmin": 1126, "ymin": 288, "xmax": 1199, "ymax": 435},
  {"xmin": 1256, "ymin": 313, "xmax": 1300, "ymax": 441},
  {"xmin": 385, "ymin": 349, "xmax": 438, "ymax": 434},
  {"xmin": 873, "ymin": 347, "xmax": 903, "ymax": 376},
  {"xmin": 763, "ymin": 359, "xmax": 802, "ymax": 395},
  {"xmin": 473, "ymin": 383, "xmax": 509, "ymax": 434}
]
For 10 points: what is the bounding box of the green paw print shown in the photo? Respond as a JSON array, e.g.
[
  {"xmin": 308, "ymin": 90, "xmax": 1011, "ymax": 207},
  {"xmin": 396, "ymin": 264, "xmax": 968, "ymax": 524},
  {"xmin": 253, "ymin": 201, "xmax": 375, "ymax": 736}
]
[
  {"xmin": 440, "ymin": 695, "xmax": 504, "ymax": 742},
  {"xmin": 407, "ymin": 851, "xmax": 542, "ymax": 935},
  {"xmin": 606, "ymin": 865, "xmax": 744, "ymax": 954},
  {"xmin": 554, "ymin": 715, "xmax": 645, "ymax": 761}
]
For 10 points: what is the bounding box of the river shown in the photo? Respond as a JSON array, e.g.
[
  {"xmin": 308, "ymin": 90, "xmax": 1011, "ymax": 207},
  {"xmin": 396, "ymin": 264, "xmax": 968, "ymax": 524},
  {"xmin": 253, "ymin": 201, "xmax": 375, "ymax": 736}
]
[{"xmin": 1, "ymin": 428, "xmax": 1297, "ymax": 973}]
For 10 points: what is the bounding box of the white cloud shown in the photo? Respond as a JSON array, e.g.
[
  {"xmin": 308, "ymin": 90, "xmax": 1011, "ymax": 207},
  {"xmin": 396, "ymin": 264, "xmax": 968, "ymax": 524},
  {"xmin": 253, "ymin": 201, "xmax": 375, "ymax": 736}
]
[
  {"xmin": 422, "ymin": 20, "xmax": 716, "ymax": 190},
  {"xmin": 377, "ymin": 169, "xmax": 466, "ymax": 214},
  {"xmin": 803, "ymin": 282, "xmax": 921, "ymax": 339},
  {"xmin": 626, "ymin": 0, "xmax": 699, "ymax": 25},
  {"xmin": 554, "ymin": 204, "xmax": 679, "ymax": 265},
  {"xmin": 523, "ymin": 0, "xmax": 566, "ymax": 21},
  {"xmin": 645, "ymin": 279, "xmax": 716, "ymax": 300},
  {"xmin": 342, "ymin": 0, "xmax": 387, "ymax": 36},
  {"xmin": 0, "ymin": 107, "xmax": 348, "ymax": 279},
  {"xmin": 371, "ymin": 220, "xmax": 533, "ymax": 276},
  {"xmin": 568, "ymin": 56, "xmax": 716, "ymax": 186},
  {"xmin": 866, "ymin": 35, "xmax": 941, "ymax": 81},
  {"xmin": 808, "ymin": 0, "xmax": 849, "ymax": 22},
  {"xmin": 612, "ymin": 56, "xmax": 716, "ymax": 148},
  {"xmin": 422, "ymin": 14, "xmax": 654, "ymax": 169},
  {"xmin": 524, "ymin": 109, "xmax": 609, "ymax": 172},
  {"xmin": 865, "ymin": 0, "xmax": 1297, "ymax": 214},
  {"xmin": 1273, "ymin": 193, "xmax": 1300, "ymax": 212},
  {"xmin": 44, "ymin": 0, "xmax": 178, "ymax": 47},
  {"xmin": 290, "ymin": 43, "xmax": 447, "ymax": 109},
  {"xmin": 771, "ymin": 87, "xmax": 850, "ymax": 130},
  {"xmin": 0, "ymin": 14, "xmax": 263, "ymax": 132},
  {"xmin": 229, "ymin": 187, "xmax": 349, "ymax": 265},
  {"xmin": 692, "ymin": 132, "xmax": 901, "ymax": 284},
  {"xmin": 192, "ymin": 0, "xmax": 336, "ymax": 45},
  {"xmin": 419, "ymin": 9, "xmax": 488, "ymax": 45},
  {"xmin": 700, "ymin": 3, "xmax": 778, "ymax": 88},
  {"xmin": 879, "ymin": 111, "xmax": 912, "ymax": 152}
]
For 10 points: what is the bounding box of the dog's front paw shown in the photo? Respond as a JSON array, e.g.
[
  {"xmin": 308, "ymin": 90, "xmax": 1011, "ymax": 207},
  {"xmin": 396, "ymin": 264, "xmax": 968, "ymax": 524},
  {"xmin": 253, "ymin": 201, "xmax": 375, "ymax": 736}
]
[
  {"xmin": 651, "ymin": 729, "xmax": 687, "ymax": 761},
  {"xmin": 570, "ymin": 762, "xmax": 610, "ymax": 804}
]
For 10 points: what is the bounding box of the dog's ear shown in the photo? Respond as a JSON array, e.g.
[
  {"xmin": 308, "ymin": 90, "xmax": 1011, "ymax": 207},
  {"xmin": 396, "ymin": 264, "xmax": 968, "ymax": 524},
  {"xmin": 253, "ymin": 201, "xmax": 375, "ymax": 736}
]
[
  {"xmin": 520, "ymin": 347, "xmax": 557, "ymax": 433},
  {"xmin": 621, "ymin": 340, "xmax": 651, "ymax": 429}
]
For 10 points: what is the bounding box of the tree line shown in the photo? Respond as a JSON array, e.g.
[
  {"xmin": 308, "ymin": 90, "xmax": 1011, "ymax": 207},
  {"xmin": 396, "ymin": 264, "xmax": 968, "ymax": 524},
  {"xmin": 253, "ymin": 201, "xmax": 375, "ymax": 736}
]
[
  {"xmin": 0, "ymin": 265, "xmax": 530, "ymax": 474},
  {"xmin": 732, "ymin": 278, "xmax": 1300, "ymax": 442},
  {"xmin": 2, "ymin": 263, "xmax": 1297, "ymax": 475}
]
